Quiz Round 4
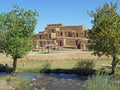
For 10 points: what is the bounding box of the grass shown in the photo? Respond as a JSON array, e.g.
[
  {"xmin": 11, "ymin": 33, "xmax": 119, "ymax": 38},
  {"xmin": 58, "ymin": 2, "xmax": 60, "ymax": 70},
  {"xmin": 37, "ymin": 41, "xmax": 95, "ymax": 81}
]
[
  {"xmin": 85, "ymin": 74, "xmax": 120, "ymax": 90},
  {"xmin": 0, "ymin": 76, "xmax": 30, "ymax": 90},
  {"xmin": 0, "ymin": 51, "xmax": 115, "ymax": 74},
  {"xmin": 0, "ymin": 56, "xmax": 113, "ymax": 73},
  {"xmin": 13, "ymin": 58, "xmax": 113, "ymax": 75},
  {"xmin": 17, "ymin": 58, "xmax": 112, "ymax": 73},
  {"xmin": 16, "ymin": 59, "xmax": 76, "ymax": 72},
  {"xmin": 94, "ymin": 57, "xmax": 112, "ymax": 69}
]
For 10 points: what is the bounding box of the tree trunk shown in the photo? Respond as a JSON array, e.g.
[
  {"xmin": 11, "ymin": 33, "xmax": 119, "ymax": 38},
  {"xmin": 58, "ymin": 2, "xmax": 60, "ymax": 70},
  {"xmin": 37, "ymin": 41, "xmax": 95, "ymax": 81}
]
[
  {"xmin": 12, "ymin": 58, "xmax": 17, "ymax": 73},
  {"xmin": 111, "ymin": 56, "xmax": 118, "ymax": 74}
]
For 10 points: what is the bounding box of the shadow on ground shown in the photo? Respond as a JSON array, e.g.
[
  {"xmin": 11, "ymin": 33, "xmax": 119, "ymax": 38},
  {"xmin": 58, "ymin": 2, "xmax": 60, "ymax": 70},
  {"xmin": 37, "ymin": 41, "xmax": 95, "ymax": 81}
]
[
  {"xmin": 0, "ymin": 64, "xmax": 12, "ymax": 73},
  {"xmin": 40, "ymin": 68, "xmax": 96, "ymax": 76}
]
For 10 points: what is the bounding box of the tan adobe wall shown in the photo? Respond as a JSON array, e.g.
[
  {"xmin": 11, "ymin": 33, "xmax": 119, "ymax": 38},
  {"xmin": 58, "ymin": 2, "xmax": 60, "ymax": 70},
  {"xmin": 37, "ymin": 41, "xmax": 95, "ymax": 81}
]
[
  {"xmin": 45, "ymin": 27, "xmax": 57, "ymax": 33},
  {"xmin": 47, "ymin": 24, "xmax": 64, "ymax": 27},
  {"xmin": 34, "ymin": 34, "xmax": 40, "ymax": 39},
  {"xmin": 61, "ymin": 30, "xmax": 85, "ymax": 38},
  {"xmin": 60, "ymin": 26, "xmax": 86, "ymax": 31},
  {"xmin": 33, "ymin": 24, "xmax": 88, "ymax": 50}
]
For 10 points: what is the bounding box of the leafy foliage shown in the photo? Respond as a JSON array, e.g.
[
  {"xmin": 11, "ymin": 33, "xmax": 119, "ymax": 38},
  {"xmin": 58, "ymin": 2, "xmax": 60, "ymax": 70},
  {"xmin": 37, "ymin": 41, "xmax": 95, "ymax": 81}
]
[
  {"xmin": 0, "ymin": 31, "xmax": 5, "ymax": 52},
  {"xmin": 74, "ymin": 59, "xmax": 95, "ymax": 75},
  {"xmin": 0, "ymin": 5, "xmax": 38, "ymax": 72},
  {"xmin": 40, "ymin": 61, "xmax": 51, "ymax": 73},
  {"xmin": 88, "ymin": 2, "xmax": 120, "ymax": 74},
  {"xmin": 75, "ymin": 59, "xmax": 95, "ymax": 70}
]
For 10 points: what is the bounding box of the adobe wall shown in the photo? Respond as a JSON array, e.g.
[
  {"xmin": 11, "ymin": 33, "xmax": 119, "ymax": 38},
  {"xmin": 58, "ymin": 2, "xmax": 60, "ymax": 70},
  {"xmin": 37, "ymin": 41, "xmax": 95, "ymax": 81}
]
[
  {"xmin": 60, "ymin": 26, "xmax": 86, "ymax": 31},
  {"xmin": 34, "ymin": 24, "xmax": 88, "ymax": 50},
  {"xmin": 47, "ymin": 24, "xmax": 64, "ymax": 27}
]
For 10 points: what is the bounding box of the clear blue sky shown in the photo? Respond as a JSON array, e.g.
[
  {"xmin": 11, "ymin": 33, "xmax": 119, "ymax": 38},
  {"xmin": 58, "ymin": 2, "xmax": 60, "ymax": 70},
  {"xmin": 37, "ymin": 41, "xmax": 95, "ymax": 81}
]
[{"xmin": 0, "ymin": 0, "xmax": 120, "ymax": 33}]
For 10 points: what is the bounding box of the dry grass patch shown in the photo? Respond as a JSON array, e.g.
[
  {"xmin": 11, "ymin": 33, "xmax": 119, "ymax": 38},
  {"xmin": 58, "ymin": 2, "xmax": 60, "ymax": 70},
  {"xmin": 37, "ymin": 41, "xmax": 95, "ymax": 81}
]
[{"xmin": 0, "ymin": 52, "xmax": 113, "ymax": 72}]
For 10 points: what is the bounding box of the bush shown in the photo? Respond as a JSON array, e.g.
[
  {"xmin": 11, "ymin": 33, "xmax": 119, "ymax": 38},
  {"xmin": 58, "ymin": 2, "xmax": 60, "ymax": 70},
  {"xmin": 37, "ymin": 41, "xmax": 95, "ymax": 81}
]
[
  {"xmin": 73, "ymin": 59, "xmax": 95, "ymax": 75},
  {"xmin": 39, "ymin": 61, "xmax": 51, "ymax": 73},
  {"xmin": 85, "ymin": 74, "xmax": 120, "ymax": 90},
  {"xmin": 75, "ymin": 59, "xmax": 95, "ymax": 69}
]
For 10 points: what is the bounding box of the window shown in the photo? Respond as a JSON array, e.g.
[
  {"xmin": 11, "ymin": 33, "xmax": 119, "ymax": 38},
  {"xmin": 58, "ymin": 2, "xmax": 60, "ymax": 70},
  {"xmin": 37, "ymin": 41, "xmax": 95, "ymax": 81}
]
[
  {"xmin": 68, "ymin": 32, "xmax": 72, "ymax": 37},
  {"xmin": 60, "ymin": 32, "xmax": 63, "ymax": 36},
  {"xmin": 52, "ymin": 29, "xmax": 54, "ymax": 32},
  {"xmin": 76, "ymin": 33, "xmax": 79, "ymax": 37}
]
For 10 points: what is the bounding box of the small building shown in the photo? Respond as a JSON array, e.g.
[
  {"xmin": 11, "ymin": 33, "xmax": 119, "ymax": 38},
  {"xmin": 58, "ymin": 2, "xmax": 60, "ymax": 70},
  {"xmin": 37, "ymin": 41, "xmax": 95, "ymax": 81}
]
[{"xmin": 34, "ymin": 24, "xmax": 88, "ymax": 50}]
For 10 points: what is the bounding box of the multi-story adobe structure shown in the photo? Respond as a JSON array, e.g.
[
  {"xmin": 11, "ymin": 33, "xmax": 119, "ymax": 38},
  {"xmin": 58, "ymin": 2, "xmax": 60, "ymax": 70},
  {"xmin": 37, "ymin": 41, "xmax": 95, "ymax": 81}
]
[{"xmin": 34, "ymin": 24, "xmax": 88, "ymax": 50}]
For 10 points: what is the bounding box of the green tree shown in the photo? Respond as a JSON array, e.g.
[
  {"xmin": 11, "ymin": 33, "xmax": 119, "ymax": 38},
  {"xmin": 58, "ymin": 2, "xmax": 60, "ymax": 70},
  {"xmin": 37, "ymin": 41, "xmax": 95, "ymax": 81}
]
[
  {"xmin": 0, "ymin": 5, "xmax": 38, "ymax": 72},
  {"xmin": 88, "ymin": 2, "xmax": 120, "ymax": 74},
  {"xmin": 0, "ymin": 31, "xmax": 5, "ymax": 52}
]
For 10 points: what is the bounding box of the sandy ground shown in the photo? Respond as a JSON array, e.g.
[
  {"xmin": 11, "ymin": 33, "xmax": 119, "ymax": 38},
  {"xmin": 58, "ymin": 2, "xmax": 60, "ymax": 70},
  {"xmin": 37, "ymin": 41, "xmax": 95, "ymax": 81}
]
[
  {"xmin": 23, "ymin": 50, "xmax": 105, "ymax": 60},
  {"xmin": 0, "ymin": 49, "xmax": 108, "ymax": 64},
  {"xmin": 0, "ymin": 49, "xmax": 111, "ymax": 71}
]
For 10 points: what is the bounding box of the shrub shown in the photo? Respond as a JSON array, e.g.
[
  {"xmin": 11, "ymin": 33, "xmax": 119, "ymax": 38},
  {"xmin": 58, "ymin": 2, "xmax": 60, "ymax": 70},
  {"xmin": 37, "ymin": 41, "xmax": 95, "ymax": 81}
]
[
  {"xmin": 85, "ymin": 74, "xmax": 120, "ymax": 90},
  {"xmin": 75, "ymin": 59, "xmax": 95, "ymax": 69},
  {"xmin": 39, "ymin": 61, "xmax": 51, "ymax": 73},
  {"xmin": 73, "ymin": 59, "xmax": 95, "ymax": 75}
]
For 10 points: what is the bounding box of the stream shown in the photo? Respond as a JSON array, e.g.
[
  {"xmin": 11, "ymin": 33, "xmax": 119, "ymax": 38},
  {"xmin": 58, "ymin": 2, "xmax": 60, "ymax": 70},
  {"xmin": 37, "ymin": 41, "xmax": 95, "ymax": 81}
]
[
  {"xmin": 1, "ymin": 72, "xmax": 120, "ymax": 90},
  {"xmin": 32, "ymin": 73, "xmax": 87, "ymax": 90},
  {"xmin": 0, "ymin": 72, "xmax": 87, "ymax": 90}
]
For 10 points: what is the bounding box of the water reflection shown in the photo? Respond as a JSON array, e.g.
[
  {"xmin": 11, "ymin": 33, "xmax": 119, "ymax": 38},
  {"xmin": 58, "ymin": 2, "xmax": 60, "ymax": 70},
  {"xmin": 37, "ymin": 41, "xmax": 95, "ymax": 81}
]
[{"xmin": 49, "ymin": 73, "xmax": 79, "ymax": 79}]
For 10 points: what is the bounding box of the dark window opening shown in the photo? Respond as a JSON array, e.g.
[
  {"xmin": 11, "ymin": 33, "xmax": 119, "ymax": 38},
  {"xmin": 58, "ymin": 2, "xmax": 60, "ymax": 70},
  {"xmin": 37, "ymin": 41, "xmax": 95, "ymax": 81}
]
[
  {"xmin": 52, "ymin": 29, "xmax": 54, "ymax": 32},
  {"xmin": 76, "ymin": 41, "xmax": 78, "ymax": 46},
  {"xmin": 76, "ymin": 33, "xmax": 79, "ymax": 37},
  {"xmin": 59, "ymin": 41, "xmax": 63, "ymax": 46},
  {"xmin": 68, "ymin": 32, "xmax": 72, "ymax": 37},
  {"xmin": 60, "ymin": 32, "xmax": 63, "ymax": 36}
]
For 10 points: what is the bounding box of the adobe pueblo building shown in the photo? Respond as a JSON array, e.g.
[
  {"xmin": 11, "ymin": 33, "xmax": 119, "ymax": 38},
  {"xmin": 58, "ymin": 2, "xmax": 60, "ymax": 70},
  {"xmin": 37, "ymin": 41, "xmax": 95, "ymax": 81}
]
[{"xmin": 34, "ymin": 24, "xmax": 88, "ymax": 50}]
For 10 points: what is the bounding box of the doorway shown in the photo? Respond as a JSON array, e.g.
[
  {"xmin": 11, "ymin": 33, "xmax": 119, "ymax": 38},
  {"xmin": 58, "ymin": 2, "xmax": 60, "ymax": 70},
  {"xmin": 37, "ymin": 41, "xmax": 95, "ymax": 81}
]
[
  {"xmin": 76, "ymin": 41, "xmax": 81, "ymax": 49},
  {"xmin": 59, "ymin": 41, "xmax": 63, "ymax": 46}
]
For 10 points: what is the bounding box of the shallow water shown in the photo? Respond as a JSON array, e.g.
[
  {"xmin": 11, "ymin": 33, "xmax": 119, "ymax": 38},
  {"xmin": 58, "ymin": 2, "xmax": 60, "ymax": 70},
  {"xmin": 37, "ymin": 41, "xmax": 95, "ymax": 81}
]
[
  {"xmin": 0, "ymin": 72, "xmax": 9, "ymax": 77},
  {"xmin": 0, "ymin": 72, "xmax": 38, "ymax": 80},
  {"xmin": 17, "ymin": 72, "xmax": 38, "ymax": 80},
  {"xmin": 0, "ymin": 72, "xmax": 81, "ymax": 80},
  {"xmin": 32, "ymin": 73, "xmax": 87, "ymax": 90},
  {"xmin": 49, "ymin": 73, "xmax": 79, "ymax": 79},
  {"xmin": 0, "ymin": 72, "xmax": 87, "ymax": 90}
]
